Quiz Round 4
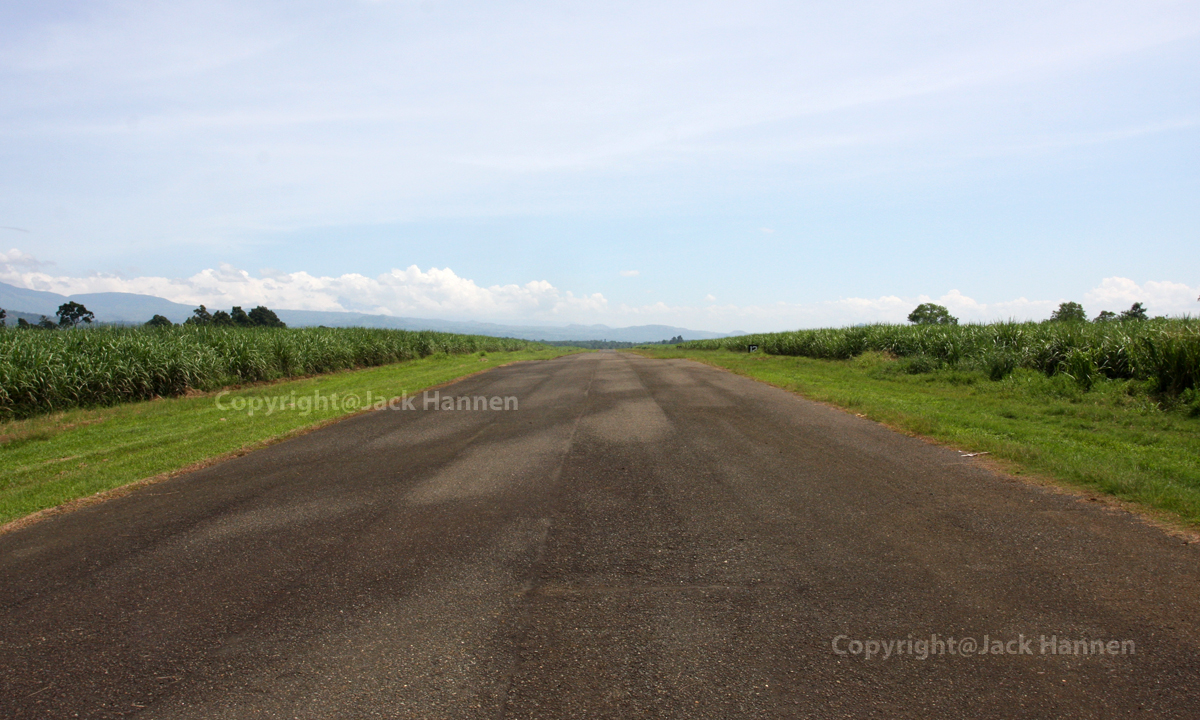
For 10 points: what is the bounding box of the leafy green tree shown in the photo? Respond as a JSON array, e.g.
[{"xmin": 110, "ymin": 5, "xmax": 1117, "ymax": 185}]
[
  {"xmin": 0, "ymin": 308, "xmax": 6, "ymax": 327},
  {"xmin": 17, "ymin": 317, "xmax": 31, "ymax": 328},
  {"xmin": 38, "ymin": 315, "xmax": 58, "ymax": 330},
  {"xmin": 211, "ymin": 310, "xmax": 235, "ymax": 326},
  {"xmin": 248, "ymin": 306, "xmax": 285, "ymax": 328},
  {"xmin": 145, "ymin": 314, "xmax": 173, "ymax": 328},
  {"xmin": 230, "ymin": 306, "xmax": 253, "ymax": 327},
  {"xmin": 1094, "ymin": 310, "xmax": 1117, "ymax": 323},
  {"xmin": 56, "ymin": 301, "xmax": 94, "ymax": 328},
  {"xmin": 185, "ymin": 305, "xmax": 213, "ymax": 325},
  {"xmin": 1119, "ymin": 302, "xmax": 1148, "ymax": 321},
  {"xmin": 907, "ymin": 303, "xmax": 958, "ymax": 325},
  {"xmin": 1050, "ymin": 301, "xmax": 1086, "ymax": 322}
]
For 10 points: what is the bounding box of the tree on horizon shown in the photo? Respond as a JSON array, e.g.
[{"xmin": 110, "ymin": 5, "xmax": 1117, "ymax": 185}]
[
  {"xmin": 1119, "ymin": 302, "xmax": 1148, "ymax": 321},
  {"xmin": 56, "ymin": 301, "xmax": 94, "ymax": 328},
  {"xmin": 231, "ymin": 306, "xmax": 253, "ymax": 327},
  {"xmin": 907, "ymin": 303, "xmax": 958, "ymax": 325},
  {"xmin": 185, "ymin": 305, "xmax": 213, "ymax": 325},
  {"xmin": 1050, "ymin": 301, "xmax": 1086, "ymax": 322},
  {"xmin": 248, "ymin": 306, "xmax": 286, "ymax": 328}
]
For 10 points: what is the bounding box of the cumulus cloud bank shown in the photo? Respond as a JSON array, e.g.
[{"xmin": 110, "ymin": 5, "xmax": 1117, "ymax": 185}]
[
  {"xmin": 1, "ymin": 250, "xmax": 1195, "ymax": 331},
  {"xmin": 642, "ymin": 281, "xmax": 1197, "ymax": 330},
  {"xmin": 0, "ymin": 251, "xmax": 606, "ymax": 322},
  {"xmin": 1084, "ymin": 277, "xmax": 1199, "ymax": 315}
]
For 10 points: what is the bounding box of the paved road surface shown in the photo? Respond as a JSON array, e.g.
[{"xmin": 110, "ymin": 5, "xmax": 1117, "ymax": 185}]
[{"xmin": 2, "ymin": 352, "xmax": 1199, "ymax": 718}]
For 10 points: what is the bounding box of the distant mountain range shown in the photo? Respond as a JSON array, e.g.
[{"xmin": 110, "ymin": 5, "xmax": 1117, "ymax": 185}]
[{"xmin": 0, "ymin": 281, "xmax": 742, "ymax": 342}]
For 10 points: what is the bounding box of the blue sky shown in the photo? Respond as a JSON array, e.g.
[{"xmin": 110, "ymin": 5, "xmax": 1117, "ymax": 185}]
[{"xmin": 1, "ymin": 0, "xmax": 1197, "ymax": 331}]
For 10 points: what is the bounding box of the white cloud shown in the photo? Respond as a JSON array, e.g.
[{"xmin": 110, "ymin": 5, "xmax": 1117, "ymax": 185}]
[
  {"xmin": 675, "ymin": 279, "xmax": 1199, "ymax": 331},
  {"xmin": 1, "ymin": 254, "xmax": 1195, "ymax": 331},
  {"xmin": 1085, "ymin": 277, "xmax": 1199, "ymax": 317},
  {"xmin": 0, "ymin": 258, "xmax": 607, "ymax": 322},
  {"xmin": 619, "ymin": 270, "xmax": 640, "ymax": 277},
  {"xmin": 0, "ymin": 248, "xmax": 49, "ymax": 268}
]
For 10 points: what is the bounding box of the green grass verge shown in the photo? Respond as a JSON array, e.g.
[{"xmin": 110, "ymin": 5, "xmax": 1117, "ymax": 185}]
[
  {"xmin": 633, "ymin": 347, "xmax": 1200, "ymax": 529},
  {"xmin": 0, "ymin": 348, "xmax": 579, "ymax": 527}
]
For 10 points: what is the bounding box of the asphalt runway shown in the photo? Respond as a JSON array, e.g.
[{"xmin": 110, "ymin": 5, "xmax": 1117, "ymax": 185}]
[{"xmin": 2, "ymin": 351, "xmax": 1199, "ymax": 718}]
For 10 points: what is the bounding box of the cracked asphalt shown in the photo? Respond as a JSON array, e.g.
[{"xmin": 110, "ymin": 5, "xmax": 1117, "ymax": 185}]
[{"xmin": 2, "ymin": 351, "xmax": 1199, "ymax": 718}]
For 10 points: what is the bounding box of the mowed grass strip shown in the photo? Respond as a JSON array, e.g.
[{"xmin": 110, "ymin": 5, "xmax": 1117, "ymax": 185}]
[
  {"xmin": 0, "ymin": 348, "xmax": 578, "ymax": 527},
  {"xmin": 634, "ymin": 348, "xmax": 1200, "ymax": 529}
]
